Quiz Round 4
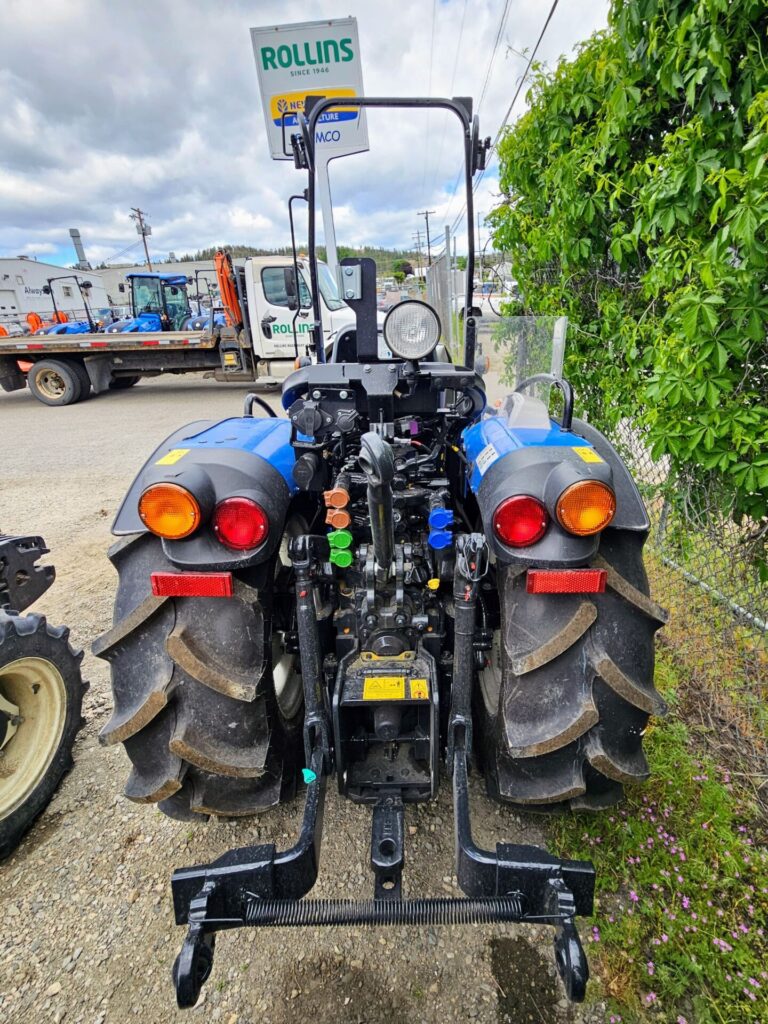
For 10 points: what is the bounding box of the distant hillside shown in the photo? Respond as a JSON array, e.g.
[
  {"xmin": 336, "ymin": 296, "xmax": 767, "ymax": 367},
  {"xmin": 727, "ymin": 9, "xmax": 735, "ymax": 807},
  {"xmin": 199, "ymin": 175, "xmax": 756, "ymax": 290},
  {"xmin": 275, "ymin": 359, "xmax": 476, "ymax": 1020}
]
[{"xmin": 174, "ymin": 244, "xmax": 421, "ymax": 274}]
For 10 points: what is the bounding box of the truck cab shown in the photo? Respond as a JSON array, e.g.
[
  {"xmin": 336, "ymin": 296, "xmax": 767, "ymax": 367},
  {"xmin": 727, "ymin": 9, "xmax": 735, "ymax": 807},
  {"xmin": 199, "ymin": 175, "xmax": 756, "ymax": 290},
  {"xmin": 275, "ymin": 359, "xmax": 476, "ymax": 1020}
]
[{"xmin": 243, "ymin": 255, "xmax": 358, "ymax": 358}]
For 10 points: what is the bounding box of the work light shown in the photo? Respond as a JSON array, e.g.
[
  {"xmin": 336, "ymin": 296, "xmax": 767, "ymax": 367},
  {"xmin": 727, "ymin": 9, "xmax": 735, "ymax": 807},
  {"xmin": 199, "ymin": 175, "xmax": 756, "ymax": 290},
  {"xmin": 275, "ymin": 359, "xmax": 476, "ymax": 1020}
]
[{"xmin": 383, "ymin": 300, "xmax": 441, "ymax": 361}]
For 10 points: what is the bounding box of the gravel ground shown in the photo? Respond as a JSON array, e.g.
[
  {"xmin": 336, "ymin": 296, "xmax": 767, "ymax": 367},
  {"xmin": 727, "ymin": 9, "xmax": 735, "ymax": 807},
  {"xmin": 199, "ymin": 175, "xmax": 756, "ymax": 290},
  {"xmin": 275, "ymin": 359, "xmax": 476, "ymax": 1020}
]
[{"xmin": 0, "ymin": 375, "xmax": 607, "ymax": 1024}]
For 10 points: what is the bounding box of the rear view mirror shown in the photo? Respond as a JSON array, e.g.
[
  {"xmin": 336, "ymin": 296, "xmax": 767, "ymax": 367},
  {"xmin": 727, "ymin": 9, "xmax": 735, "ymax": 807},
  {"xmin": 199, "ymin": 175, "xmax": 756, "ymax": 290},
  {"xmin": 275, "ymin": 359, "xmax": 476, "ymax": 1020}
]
[
  {"xmin": 118, "ymin": 283, "xmax": 125, "ymax": 293},
  {"xmin": 284, "ymin": 268, "xmax": 298, "ymax": 311},
  {"xmin": 42, "ymin": 285, "xmax": 51, "ymax": 295}
]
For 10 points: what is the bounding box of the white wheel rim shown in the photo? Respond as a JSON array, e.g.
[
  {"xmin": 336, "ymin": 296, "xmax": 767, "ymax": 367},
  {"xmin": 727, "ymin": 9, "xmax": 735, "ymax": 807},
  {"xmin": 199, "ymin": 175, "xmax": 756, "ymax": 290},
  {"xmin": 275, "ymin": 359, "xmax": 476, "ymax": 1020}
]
[{"xmin": 0, "ymin": 657, "xmax": 67, "ymax": 820}]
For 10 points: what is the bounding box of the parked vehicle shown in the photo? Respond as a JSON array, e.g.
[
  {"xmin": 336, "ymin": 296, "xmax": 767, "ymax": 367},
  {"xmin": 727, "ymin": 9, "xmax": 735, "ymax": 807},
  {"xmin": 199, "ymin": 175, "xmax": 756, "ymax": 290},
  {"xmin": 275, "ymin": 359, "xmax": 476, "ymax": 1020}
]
[
  {"xmin": 0, "ymin": 534, "xmax": 86, "ymax": 859},
  {"xmin": 93, "ymin": 96, "xmax": 666, "ymax": 1009},
  {"xmin": 0, "ymin": 253, "xmax": 364, "ymax": 406}
]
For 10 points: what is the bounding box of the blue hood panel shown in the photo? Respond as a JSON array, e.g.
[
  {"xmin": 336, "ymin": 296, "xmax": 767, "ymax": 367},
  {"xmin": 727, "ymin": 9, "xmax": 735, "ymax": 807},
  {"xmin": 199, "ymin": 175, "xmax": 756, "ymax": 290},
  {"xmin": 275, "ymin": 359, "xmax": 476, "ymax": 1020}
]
[{"xmin": 182, "ymin": 417, "xmax": 297, "ymax": 493}]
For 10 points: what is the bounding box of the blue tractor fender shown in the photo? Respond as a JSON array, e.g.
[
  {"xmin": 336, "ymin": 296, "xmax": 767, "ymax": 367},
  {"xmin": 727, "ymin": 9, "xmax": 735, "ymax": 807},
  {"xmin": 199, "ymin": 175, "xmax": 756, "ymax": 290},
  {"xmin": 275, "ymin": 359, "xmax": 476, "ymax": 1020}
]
[
  {"xmin": 111, "ymin": 416, "xmax": 297, "ymax": 572},
  {"xmin": 44, "ymin": 321, "xmax": 91, "ymax": 335},
  {"xmin": 462, "ymin": 404, "xmax": 649, "ymax": 567}
]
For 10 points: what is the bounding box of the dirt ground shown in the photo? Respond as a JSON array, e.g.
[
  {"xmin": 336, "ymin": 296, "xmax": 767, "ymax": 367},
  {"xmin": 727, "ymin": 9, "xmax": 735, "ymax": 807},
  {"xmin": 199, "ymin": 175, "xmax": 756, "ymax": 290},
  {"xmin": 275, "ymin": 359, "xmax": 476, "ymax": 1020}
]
[{"xmin": 0, "ymin": 375, "xmax": 607, "ymax": 1024}]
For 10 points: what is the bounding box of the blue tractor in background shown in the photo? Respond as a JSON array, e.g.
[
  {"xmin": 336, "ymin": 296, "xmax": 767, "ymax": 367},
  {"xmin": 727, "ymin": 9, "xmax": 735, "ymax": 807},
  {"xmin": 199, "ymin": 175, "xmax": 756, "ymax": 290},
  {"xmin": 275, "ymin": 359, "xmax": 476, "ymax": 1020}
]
[
  {"xmin": 108, "ymin": 273, "xmax": 194, "ymax": 333},
  {"xmin": 107, "ymin": 272, "xmax": 228, "ymax": 334}
]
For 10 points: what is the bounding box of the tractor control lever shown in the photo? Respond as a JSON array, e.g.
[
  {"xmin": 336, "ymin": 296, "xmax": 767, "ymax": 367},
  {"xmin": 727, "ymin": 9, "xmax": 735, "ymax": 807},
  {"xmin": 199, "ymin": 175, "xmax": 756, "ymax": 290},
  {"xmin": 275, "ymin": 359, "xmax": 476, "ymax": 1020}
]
[{"xmin": 358, "ymin": 432, "xmax": 396, "ymax": 581}]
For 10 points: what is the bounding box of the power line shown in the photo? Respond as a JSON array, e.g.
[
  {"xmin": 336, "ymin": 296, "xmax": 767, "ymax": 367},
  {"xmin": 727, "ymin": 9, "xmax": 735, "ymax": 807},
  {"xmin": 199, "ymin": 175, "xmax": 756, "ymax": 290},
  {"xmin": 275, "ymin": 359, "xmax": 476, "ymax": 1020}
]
[
  {"xmin": 429, "ymin": 0, "xmax": 468, "ymax": 200},
  {"xmin": 477, "ymin": 0, "xmax": 513, "ymax": 116},
  {"xmin": 420, "ymin": 0, "xmax": 439, "ymax": 197},
  {"xmin": 101, "ymin": 239, "xmax": 143, "ymax": 265},
  {"xmin": 449, "ymin": 0, "xmax": 561, "ymax": 238},
  {"xmin": 441, "ymin": 0, "xmax": 512, "ymax": 226},
  {"xmin": 492, "ymin": 0, "xmax": 560, "ymax": 153}
]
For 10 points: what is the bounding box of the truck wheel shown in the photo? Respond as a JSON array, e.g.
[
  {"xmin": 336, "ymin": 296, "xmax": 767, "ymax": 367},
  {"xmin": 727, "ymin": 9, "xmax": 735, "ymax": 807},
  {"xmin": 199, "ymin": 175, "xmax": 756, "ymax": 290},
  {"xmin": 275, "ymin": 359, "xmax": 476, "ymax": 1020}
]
[
  {"xmin": 0, "ymin": 611, "xmax": 86, "ymax": 860},
  {"xmin": 93, "ymin": 534, "xmax": 302, "ymax": 820},
  {"xmin": 72, "ymin": 361, "xmax": 92, "ymax": 400},
  {"xmin": 477, "ymin": 528, "xmax": 667, "ymax": 810},
  {"xmin": 27, "ymin": 360, "xmax": 82, "ymax": 407},
  {"xmin": 108, "ymin": 376, "xmax": 140, "ymax": 390}
]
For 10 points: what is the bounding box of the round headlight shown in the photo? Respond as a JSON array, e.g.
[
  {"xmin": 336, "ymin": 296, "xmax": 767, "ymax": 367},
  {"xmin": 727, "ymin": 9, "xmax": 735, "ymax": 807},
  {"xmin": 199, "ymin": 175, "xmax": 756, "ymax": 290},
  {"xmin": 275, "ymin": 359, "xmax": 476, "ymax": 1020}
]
[{"xmin": 383, "ymin": 300, "xmax": 441, "ymax": 361}]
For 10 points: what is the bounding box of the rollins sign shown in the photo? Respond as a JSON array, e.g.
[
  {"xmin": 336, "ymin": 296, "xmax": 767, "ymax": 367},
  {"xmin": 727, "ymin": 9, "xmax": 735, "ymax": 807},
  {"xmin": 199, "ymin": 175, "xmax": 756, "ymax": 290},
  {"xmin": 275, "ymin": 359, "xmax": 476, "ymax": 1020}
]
[
  {"xmin": 259, "ymin": 37, "xmax": 355, "ymax": 70},
  {"xmin": 251, "ymin": 17, "xmax": 368, "ymax": 161}
]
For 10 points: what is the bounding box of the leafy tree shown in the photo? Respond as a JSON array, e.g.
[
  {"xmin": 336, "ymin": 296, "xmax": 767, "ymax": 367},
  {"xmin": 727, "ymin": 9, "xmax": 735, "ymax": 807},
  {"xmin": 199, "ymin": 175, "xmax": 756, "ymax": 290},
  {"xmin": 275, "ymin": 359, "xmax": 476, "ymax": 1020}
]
[
  {"xmin": 455, "ymin": 255, "xmax": 467, "ymax": 272},
  {"xmin": 393, "ymin": 270, "xmax": 406, "ymax": 284},
  {"xmin": 393, "ymin": 258, "xmax": 414, "ymax": 278},
  {"xmin": 489, "ymin": 0, "xmax": 768, "ymax": 523}
]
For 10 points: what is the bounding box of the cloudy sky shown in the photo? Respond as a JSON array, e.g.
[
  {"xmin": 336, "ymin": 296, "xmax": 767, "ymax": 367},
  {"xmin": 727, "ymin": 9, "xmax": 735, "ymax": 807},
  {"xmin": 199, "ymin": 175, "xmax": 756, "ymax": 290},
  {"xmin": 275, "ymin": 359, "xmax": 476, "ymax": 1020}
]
[{"xmin": 0, "ymin": 0, "xmax": 608, "ymax": 268}]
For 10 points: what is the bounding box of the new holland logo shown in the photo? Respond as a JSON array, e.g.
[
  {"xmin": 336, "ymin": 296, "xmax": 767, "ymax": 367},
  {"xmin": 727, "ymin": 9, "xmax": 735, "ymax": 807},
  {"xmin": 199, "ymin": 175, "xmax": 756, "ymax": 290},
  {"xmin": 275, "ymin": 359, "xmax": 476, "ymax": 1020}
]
[{"xmin": 270, "ymin": 87, "xmax": 358, "ymax": 128}]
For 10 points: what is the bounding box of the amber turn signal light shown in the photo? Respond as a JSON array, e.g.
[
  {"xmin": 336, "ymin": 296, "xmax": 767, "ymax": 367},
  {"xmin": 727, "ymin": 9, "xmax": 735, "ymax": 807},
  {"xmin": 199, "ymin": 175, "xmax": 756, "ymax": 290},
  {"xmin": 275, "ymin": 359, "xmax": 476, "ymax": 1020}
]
[
  {"xmin": 556, "ymin": 481, "xmax": 616, "ymax": 536},
  {"xmin": 139, "ymin": 483, "xmax": 201, "ymax": 540}
]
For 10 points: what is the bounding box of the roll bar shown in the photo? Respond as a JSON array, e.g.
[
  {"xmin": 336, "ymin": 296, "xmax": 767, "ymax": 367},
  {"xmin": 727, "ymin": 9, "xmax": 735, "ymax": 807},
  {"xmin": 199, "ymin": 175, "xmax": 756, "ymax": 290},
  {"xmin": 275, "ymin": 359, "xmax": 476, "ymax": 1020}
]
[{"xmin": 295, "ymin": 96, "xmax": 488, "ymax": 368}]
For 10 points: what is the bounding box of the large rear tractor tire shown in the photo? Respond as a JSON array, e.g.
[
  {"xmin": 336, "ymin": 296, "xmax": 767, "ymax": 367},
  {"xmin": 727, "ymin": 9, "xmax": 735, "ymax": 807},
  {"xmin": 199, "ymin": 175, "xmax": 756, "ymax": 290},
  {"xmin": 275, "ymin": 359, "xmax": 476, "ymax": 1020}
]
[
  {"xmin": 477, "ymin": 528, "xmax": 667, "ymax": 811},
  {"xmin": 0, "ymin": 611, "xmax": 87, "ymax": 859},
  {"xmin": 93, "ymin": 534, "xmax": 303, "ymax": 820}
]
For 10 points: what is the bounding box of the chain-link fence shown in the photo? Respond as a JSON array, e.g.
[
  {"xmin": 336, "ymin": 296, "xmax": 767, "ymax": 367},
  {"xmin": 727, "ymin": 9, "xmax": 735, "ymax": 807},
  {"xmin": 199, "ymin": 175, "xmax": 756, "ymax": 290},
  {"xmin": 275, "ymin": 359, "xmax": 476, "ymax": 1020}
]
[
  {"xmin": 426, "ymin": 251, "xmax": 458, "ymax": 359},
  {"xmin": 611, "ymin": 421, "xmax": 768, "ymax": 775},
  {"xmin": 479, "ymin": 306, "xmax": 767, "ymax": 775}
]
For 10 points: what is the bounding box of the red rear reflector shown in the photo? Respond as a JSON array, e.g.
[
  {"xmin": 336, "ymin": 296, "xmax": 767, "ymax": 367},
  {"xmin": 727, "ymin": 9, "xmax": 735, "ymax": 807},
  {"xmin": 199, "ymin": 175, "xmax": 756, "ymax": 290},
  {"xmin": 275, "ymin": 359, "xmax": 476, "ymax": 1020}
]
[
  {"xmin": 526, "ymin": 569, "xmax": 607, "ymax": 594},
  {"xmin": 151, "ymin": 572, "xmax": 233, "ymax": 598}
]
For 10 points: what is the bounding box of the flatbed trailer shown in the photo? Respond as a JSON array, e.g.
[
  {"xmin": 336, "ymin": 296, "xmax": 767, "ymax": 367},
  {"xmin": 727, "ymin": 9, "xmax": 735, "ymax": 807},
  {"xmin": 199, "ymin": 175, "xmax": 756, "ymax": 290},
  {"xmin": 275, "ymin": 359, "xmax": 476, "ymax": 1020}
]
[{"xmin": 0, "ymin": 324, "xmax": 289, "ymax": 406}]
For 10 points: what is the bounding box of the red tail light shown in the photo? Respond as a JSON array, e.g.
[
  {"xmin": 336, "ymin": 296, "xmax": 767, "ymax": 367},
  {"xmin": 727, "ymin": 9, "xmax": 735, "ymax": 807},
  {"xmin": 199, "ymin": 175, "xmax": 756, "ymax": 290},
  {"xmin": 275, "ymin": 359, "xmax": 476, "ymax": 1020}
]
[
  {"xmin": 213, "ymin": 497, "xmax": 269, "ymax": 550},
  {"xmin": 493, "ymin": 495, "xmax": 548, "ymax": 547}
]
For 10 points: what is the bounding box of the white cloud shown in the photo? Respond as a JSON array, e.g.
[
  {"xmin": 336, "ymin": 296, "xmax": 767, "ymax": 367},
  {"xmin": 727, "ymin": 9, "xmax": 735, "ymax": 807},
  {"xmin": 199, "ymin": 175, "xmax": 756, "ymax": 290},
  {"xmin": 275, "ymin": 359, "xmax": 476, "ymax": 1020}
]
[{"xmin": 0, "ymin": 0, "xmax": 609, "ymax": 263}]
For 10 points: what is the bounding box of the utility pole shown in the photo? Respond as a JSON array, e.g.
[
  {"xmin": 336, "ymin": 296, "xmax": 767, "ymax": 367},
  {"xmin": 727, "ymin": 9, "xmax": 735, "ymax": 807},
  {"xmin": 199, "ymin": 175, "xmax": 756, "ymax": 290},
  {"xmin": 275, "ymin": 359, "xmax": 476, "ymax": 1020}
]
[
  {"xmin": 130, "ymin": 208, "xmax": 153, "ymax": 271},
  {"xmin": 412, "ymin": 230, "xmax": 424, "ymax": 282},
  {"xmin": 477, "ymin": 211, "xmax": 483, "ymax": 293},
  {"xmin": 417, "ymin": 210, "xmax": 435, "ymax": 265}
]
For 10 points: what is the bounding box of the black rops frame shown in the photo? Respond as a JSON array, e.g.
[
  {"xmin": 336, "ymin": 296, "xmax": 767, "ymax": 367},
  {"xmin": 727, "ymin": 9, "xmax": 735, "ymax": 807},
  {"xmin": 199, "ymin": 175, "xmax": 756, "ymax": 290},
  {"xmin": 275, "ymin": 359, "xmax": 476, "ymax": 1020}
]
[{"xmin": 295, "ymin": 96, "xmax": 488, "ymax": 367}]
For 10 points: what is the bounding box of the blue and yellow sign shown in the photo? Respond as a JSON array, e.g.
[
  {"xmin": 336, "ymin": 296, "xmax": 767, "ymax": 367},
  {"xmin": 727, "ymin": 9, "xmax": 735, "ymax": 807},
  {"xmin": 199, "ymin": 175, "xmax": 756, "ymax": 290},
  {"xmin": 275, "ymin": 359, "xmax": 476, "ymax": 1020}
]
[{"xmin": 270, "ymin": 87, "xmax": 359, "ymax": 128}]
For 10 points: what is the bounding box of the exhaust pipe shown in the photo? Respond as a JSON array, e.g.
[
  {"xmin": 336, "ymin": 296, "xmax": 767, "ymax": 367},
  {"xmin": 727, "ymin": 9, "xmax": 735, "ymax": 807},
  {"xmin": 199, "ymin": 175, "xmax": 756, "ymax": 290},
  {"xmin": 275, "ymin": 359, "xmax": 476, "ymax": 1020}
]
[{"xmin": 359, "ymin": 432, "xmax": 395, "ymax": 580}]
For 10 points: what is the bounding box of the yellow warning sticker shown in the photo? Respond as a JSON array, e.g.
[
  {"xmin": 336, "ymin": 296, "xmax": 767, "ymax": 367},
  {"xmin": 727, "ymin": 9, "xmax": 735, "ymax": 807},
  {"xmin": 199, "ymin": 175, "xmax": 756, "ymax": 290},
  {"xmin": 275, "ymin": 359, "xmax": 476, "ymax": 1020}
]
[
  {"xmin": 363, "ymin": 676, "xmax": 406, "ymax": 700},
  {"xmin": 155, "ymin": 448, "xmax": 190, "ymax": 466},
  {"xmin": 409, "ymin": 678, "xmax": 430, "ymax": 700},
  {"xmin": 573, "ymin": 447, "xmax": 604, "ymax": 464}
]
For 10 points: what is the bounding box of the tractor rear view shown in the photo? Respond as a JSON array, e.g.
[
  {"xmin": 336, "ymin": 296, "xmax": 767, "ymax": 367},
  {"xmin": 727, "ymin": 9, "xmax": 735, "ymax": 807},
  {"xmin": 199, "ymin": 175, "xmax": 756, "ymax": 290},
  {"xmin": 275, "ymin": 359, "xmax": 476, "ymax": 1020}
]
[{"xmin": 93, "ymin": 96, "xmax": 666, "ymax": 1008}]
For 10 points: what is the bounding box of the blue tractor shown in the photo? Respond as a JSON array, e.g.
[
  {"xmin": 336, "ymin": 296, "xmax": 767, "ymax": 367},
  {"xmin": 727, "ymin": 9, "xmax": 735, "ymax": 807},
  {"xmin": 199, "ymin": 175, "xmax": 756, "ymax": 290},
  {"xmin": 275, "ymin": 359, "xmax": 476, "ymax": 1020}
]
[
  {"xmin": 107, "ymin": 273, "xmax": 196, "ymax": 333},
  {"xmin": 94, "ymin": 97, "xmax": 667, "ymax": 1009}
]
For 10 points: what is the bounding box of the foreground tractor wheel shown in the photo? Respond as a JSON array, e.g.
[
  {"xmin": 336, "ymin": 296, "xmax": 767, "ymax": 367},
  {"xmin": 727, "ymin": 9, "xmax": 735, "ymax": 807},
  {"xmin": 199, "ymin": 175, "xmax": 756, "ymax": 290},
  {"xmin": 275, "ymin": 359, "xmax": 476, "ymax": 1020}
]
[
  {"xmin": 93, "ymin": 534, "xmax": 303, "ymax": 820},
  {"xmin": 478, "ymin": 529, "xmax": 667, "ymax": 811},
  {"xmin": 0, "ymin": 611, "xmax": 86, "ymax": 859}
]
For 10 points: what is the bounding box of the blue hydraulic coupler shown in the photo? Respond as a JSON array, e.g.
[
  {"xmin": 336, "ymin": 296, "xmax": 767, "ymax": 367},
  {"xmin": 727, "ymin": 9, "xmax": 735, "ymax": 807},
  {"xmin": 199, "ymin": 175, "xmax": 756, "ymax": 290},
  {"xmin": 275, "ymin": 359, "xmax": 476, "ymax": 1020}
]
[
  {"xmin": 428, "ymin": 507, "xmax": 454, "ymax": 530},
  {"xmin": 428, "ymin": 529, "xmax": 453, "ymax": 550}
]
